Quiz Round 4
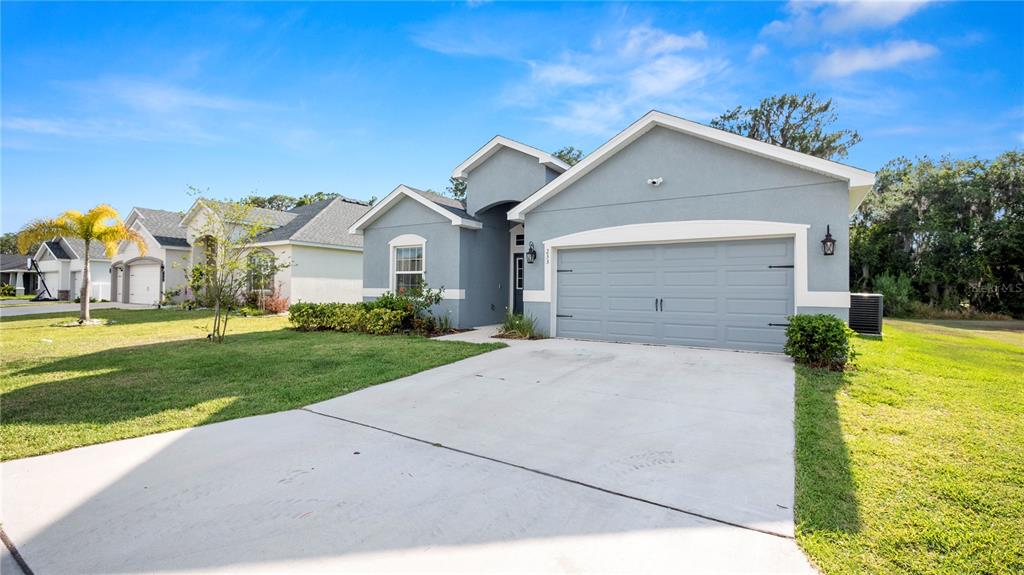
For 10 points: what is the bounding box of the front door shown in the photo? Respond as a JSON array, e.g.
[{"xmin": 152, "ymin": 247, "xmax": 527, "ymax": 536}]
[{"xmin": 513, "ymin": 253, "xmax": 524, "ymax": 315}]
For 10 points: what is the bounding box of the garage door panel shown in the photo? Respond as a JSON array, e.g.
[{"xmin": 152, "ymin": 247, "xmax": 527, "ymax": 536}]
[
  {"xmin": 661, "ymin": 243, "xmax": 717, "ymax": 261},
  {"xmin": 726, "ymin": 269, "xmax": 790, "ymax": 287},
  {"xmin": 556, "ymin": 238, "xmax": 794, "ymax": 351},
  {"xmin": 607, "ymin": 271, "xmax": 656, "ymax": 287},
  {"xmin": 662, "ymin": 270, "xmax": 717, "ymax": 287},
  {"xmin": 727, "ymin": 297, "xmax": 791, "ymax": 315},
  {"xmin": 129, "ymin": 264, "xmax": 161, "ymax": 305}
]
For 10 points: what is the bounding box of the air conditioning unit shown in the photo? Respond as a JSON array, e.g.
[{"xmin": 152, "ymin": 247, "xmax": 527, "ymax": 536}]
[{"xmin": 849, "ymin": 293, "xmax": 883, "ymax": 336}]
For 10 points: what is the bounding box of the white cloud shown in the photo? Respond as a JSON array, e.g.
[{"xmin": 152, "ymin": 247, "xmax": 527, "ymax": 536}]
[
  {"xmin": 815, "ymin": 40, "xmax": 938, "ymax": 78},
  {"xmin": 621, "ymin": 26, "xmax": 707, "ymax": 57},
  {"xmin": 70, "ymin": 78, "xmax": 258, "ymax": 114},
  {"xmin": 749, "ymin": 43, "xmax": 769, "ymax": 61},
  {"xmin": 628, "ymin": 56, "xmax": 726, "ymax": 99},
  {"xmin": 529, "ymin": 62, "xmax": 597, "ymax": 87},
  {"xmin": 763, "ymin": 0, "xmax": 932, "ymax": 40}
]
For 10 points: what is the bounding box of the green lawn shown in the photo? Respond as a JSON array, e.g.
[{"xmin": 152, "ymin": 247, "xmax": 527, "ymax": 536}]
[
  {"xmin": 795, "ymin": 319, "xmax": 1024, "ymax": 574},
  {"xmin": 0, "ymin": 309, "xmax": 503, "ymax": 460}
]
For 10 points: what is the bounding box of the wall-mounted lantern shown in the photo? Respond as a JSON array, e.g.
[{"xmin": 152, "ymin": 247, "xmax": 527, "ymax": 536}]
[
  {"xmin": 526, "ymin": 241, "xmax": 537, "ymax": 264},
  {"xmin": 821, "ymin": 225, "xmax": 836, "ymax": 256}
]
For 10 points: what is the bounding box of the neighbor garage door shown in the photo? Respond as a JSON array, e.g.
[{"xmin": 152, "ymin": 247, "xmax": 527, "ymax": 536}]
[
  {"xmin": 128, "ymin": 263, "xmax": 161, "ymax": 305},
  {"xmin": 555, "ymin": 238, "xmax": 794, "ymax": 352}
]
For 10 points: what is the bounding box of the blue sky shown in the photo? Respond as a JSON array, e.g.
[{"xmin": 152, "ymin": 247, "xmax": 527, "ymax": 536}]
[{"xmin": 3, "ymin": 1, "xmax": 1022, "ymax": 232}]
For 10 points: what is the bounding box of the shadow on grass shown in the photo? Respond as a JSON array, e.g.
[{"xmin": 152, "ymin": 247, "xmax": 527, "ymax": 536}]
[
  {"xmin": 2, "ymin": 329, "xmax": 501, "ymax": 455},
  {"xmin": 0, "ymin": 307, "xmax": 214, "ymax": 326},
  {"xmin": 794, "ymin": 365, "xmax": 861, "ymax": 536}
]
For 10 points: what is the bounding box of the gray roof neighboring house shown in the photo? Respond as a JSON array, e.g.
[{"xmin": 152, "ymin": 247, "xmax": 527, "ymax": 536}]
[
  {"xmin": 0, "ymin": 254, "xmax": 32, "ymax": 272},
  {"xmin": 134, "ymin": 207, "xmax": 191, "ymax": 248},
  {"xmin": 43, "ymin": 240, "xmax": 72, "ymax": 260},
  {"xmin": 61, "ymin": 237, "xmax": 112, "ymax": 260},
  {"xmin": 255, "ymin": 197, "xmax": 370, "ymax": 249}
]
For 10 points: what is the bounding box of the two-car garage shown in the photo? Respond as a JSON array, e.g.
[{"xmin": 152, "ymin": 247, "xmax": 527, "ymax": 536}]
[{"xmin": 554, "ymin": 238, "xmax": 795, "ymax": 352}]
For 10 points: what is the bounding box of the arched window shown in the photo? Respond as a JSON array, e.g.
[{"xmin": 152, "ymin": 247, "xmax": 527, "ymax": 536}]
[{"xmin": 248, "ymin": 249, "xmax": 276, "ymax": 293}]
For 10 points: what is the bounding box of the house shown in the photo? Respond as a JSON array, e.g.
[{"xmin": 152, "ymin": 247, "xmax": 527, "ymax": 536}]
[
  {"xmin": 31, "ymin": 237, "xmax": 113, "ymax": 301},
  {"xmin": 350, "ymin": 110, "xmax": 875, "ymax": 352},
  {"xmin": 166, "ymin": 196, "xmax": 370, "ymax": 306},
  {"xmin": 110, "ymin": 207, "xmax": 193, "ymax": 305},
  {"xmin": 0, "ymin": 254, "xmax": 39, "ymax": 296}
]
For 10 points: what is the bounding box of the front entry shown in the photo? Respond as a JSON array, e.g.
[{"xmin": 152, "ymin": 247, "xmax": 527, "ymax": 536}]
[{"xmin": 513, "ymin": 253, "xmax": 524, "ymax": 314}]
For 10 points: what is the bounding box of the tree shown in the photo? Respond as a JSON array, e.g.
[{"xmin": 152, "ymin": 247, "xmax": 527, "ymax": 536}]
[
  {"xmin": 17, "ymin": 205, "xmax": 145, "ymax": 322},
  {"xmin": 710, "ymin": 93, "xmax": 862, "ymax": 160},
  {"xmin": 850, "ymin": 151, "xmax": 1024, "ymax": 317},
  {"xmin": 552, "ymin": 146, "xmax": 584, "ymax": 166},
  {"xmin": 446, "ymin": 177, "xmax": 467, "ymax": 201},
  {"xmin": 241, "ymin": 194, "xmax": 297, "ymax": 211},
  {"xmin": 188, "ymin": 197, "xmax": 289, "ymax": 342},
  {"xmin": 295, "ymin": 192, "xmax": 340, "ymax": 207}
]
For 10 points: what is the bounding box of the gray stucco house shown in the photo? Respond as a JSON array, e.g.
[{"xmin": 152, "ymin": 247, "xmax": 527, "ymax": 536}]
[{"xmin": 349, "ymin": 111, "xmax": 874, "ymax": 352}]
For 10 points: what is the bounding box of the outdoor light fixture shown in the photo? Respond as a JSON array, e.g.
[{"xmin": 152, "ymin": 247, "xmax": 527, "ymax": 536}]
[
  {"xmin": 526, "ymin": 241, "xmax": 537, "ymax": 264},
  {"xmin": 821, "ymin": 225, "xmax": 836, "ymax": 256}
]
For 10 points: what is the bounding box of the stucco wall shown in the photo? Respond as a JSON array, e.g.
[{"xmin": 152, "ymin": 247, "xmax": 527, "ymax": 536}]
[
  {"xmin": 521, "ymin": 126, "xmax": 851, "ymax": 335},
  {"xmin": 465, "ymin": 147, "xmax": 551, "ymax": 217},
  {"xmin": 289, "ymin": 245, "xmax": 362, "ymax": 304},
  {"xmin": 458, "ymin": 206, "xmax": 511, "ymax": 327}
]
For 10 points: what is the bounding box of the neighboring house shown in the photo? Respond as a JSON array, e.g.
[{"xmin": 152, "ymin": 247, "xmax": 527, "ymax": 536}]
[
  {"xmin": 111, "ymin": 207, "xmax": 193, "ymax": 305},
  {"xmin": 176, "ymin": 196, "xmax": 370, "ymax": 305},
  {"xmin": 0, "ymin": 254, "xmax": 39, "ymax": 296},
  {"xmin": 31, "ymin": 237, "xmax": 113, "ymax": 301},
  {"xmin": 350, "ymin": 110, "xmax": 875, "ymax": 352}
]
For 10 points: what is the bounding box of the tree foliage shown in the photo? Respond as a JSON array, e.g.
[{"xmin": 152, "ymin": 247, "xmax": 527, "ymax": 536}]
[
  {"xmin": 446, "ymin": 177, "xmax": 467, "ymax": 201},
  {"xmin": 552, "ymin": 146, "xmax": 584, "ymax": 166},
  {"xmin": 0, "ymin": 232, "xmax": 38, "ymax": 255},
  {"xmin": 711, "ymin": 93, "xmax": 862, "ymax": 160},
  {"xmin": 17, "ymin": 205, "xmax": 145, "ymax": 321},
  {"xmin": 241, "ymin": 191, "xmax": 345, "ymax": 211},
  {"xmin": 187, "ymin": 197, "xmax": 290, "ymax": 342},
  {"xmin": 851, "ymin": 152, "xmax": 1023, "ymax": 317}
]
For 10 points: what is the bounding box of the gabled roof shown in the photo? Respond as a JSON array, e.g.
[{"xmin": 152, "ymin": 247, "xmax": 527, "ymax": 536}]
[
  {"xmin": 61, "ymin": 237, "xmax": 111, "ymax": 259},
  {"xmin": 179, "ymin": 199, "xmax": 298, "ymax": 229},
  {"xmin": 130, "ymin": 207, "xmax": 190, "ymax": 248},
  {"xmin": 451, "ymin": 136, "xmax": 570, "ymax": 180},
  {"xmin": 348, "ymin": 185, "xmax": 482, "ymax": 234},
  {"xmin": 0, "ymin": 254, "xmax": 31, "ymax": 272},
  {"xmin": 254, "ymin": 197, "xmax": 369, "ymax": 249},
  {"xmin": 507, "ymin": 110, "xmax": 876, "ymax": 221}
]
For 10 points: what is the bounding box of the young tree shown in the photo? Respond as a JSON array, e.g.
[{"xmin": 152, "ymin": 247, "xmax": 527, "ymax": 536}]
[
  {"xmin": 446, "ymin": 177, "xmax": 467, "ymax": 201},
  {"xmin": 189, "ymin": 198, "xmax": 289, "ymax": 342},
  {"xmin": 710, "ymin": 93, "xmax": 862, "ymax": 160},
  {"xmin": 17, "ymin": 205, "xmax": 145, "ymax": 322},
  {"xmin": 552, "ymin": 146, "xmax": 584, "ymax": 166}
]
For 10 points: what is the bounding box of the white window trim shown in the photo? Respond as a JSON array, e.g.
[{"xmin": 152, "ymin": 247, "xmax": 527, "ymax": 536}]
[
  {"xmin": 388, "ymin": 234, "xmax": 426, "ymax": 294},
  {"xmin": 521, "ymin": 220, "xmax": 850, "ymax": 337},
  {"xmin": 508, "ymin": 224, "xmax": 525, "ymax": 310}
]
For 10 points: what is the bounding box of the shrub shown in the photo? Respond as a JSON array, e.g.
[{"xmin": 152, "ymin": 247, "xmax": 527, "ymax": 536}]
[
  {"xmin": 873, "ymin": 273, "xmax": 914, "ymax": 317},
  {"xmin": 289, "ymin": 302, "xmax": 334, "ymax": 331},
  {"xmin": 335, "ymin": 305, "xmax": 366, "ymax": 331},
  {"xmin": 497, "ymin": 312, "xmax": 542, "ymax": 339},
  {"xmin": 363, "ymin": 308, "xmax": 404, "ymax": 335},
  {"xmin": 784, "ymin": 314, "xmax": 857, "ymax": 371},
  {"xmin": 0, "ymin": 284, "xmax": 15, "ymax": 297}
]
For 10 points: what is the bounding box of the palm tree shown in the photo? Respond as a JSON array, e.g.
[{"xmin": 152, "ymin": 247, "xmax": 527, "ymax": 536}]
[{"xmin": 18, "ymin": 205, "xmax": 146, "ymax": 322}]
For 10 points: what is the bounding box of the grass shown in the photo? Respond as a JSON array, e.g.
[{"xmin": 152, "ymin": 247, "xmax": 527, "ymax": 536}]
[
  {"xmin": 0, "ymin": 294, "xmax": 37, "ymax": 301},
  {"xmin": 0, "ymin": 308, "xmax": 503, "ymax": 460},
  {"xmin": 795, "ymin": 319, "xmax": 1024, "ymax": 574}
]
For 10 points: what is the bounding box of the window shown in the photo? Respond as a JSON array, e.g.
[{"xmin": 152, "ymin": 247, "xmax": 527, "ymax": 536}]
[
  {"xmin": 248, "ymin": 250, "xmax": 276, "ymax": 293},
  {"xmin": 515, "ymin": 234, "xmax": 525, "ymax": 246},
  {"xmin": 394, "ymin": 245, "xmax": 423, "ymax": 294},
  {"xmin": 515, "ymin": 255, "xmax": 524, "ymax": 289}
]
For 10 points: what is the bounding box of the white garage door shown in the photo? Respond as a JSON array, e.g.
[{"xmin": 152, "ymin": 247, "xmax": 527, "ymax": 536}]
[
  {"xmin": 129, "ymin": 264, "xmax": 161, "ymax": 305},
  {"xmin": 41, "ymin": 272, "xmax": 59, "ymax": 298},
  {"xmin": 555, "ymin": 238, "xmax": 794, "ymax": 352},
  {"xmin": 70, "ymin": 271, "xmax": 80, "ymax": 299}
]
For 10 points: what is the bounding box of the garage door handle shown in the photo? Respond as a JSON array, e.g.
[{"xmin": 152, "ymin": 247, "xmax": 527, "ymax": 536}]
[
  {"xmin": 768, "ymin": 265, "xmax": 794, "ymax": 269},
  {"xmin": 556, "ymin": 314, "xmax": 573, "ymax": 318},
  {"xmin": 768, "ymin": 323, "xmax": 790, "ymax": 327}
]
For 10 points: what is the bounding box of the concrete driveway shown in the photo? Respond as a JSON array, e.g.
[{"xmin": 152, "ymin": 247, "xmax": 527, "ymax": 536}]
[
  {"xmin": 1, "ymin": 336, "xmax": 811, "ymax": 574},
  {"xmin": 0, "ymin": 301, "xmax": 152, "ymax": 317}
]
